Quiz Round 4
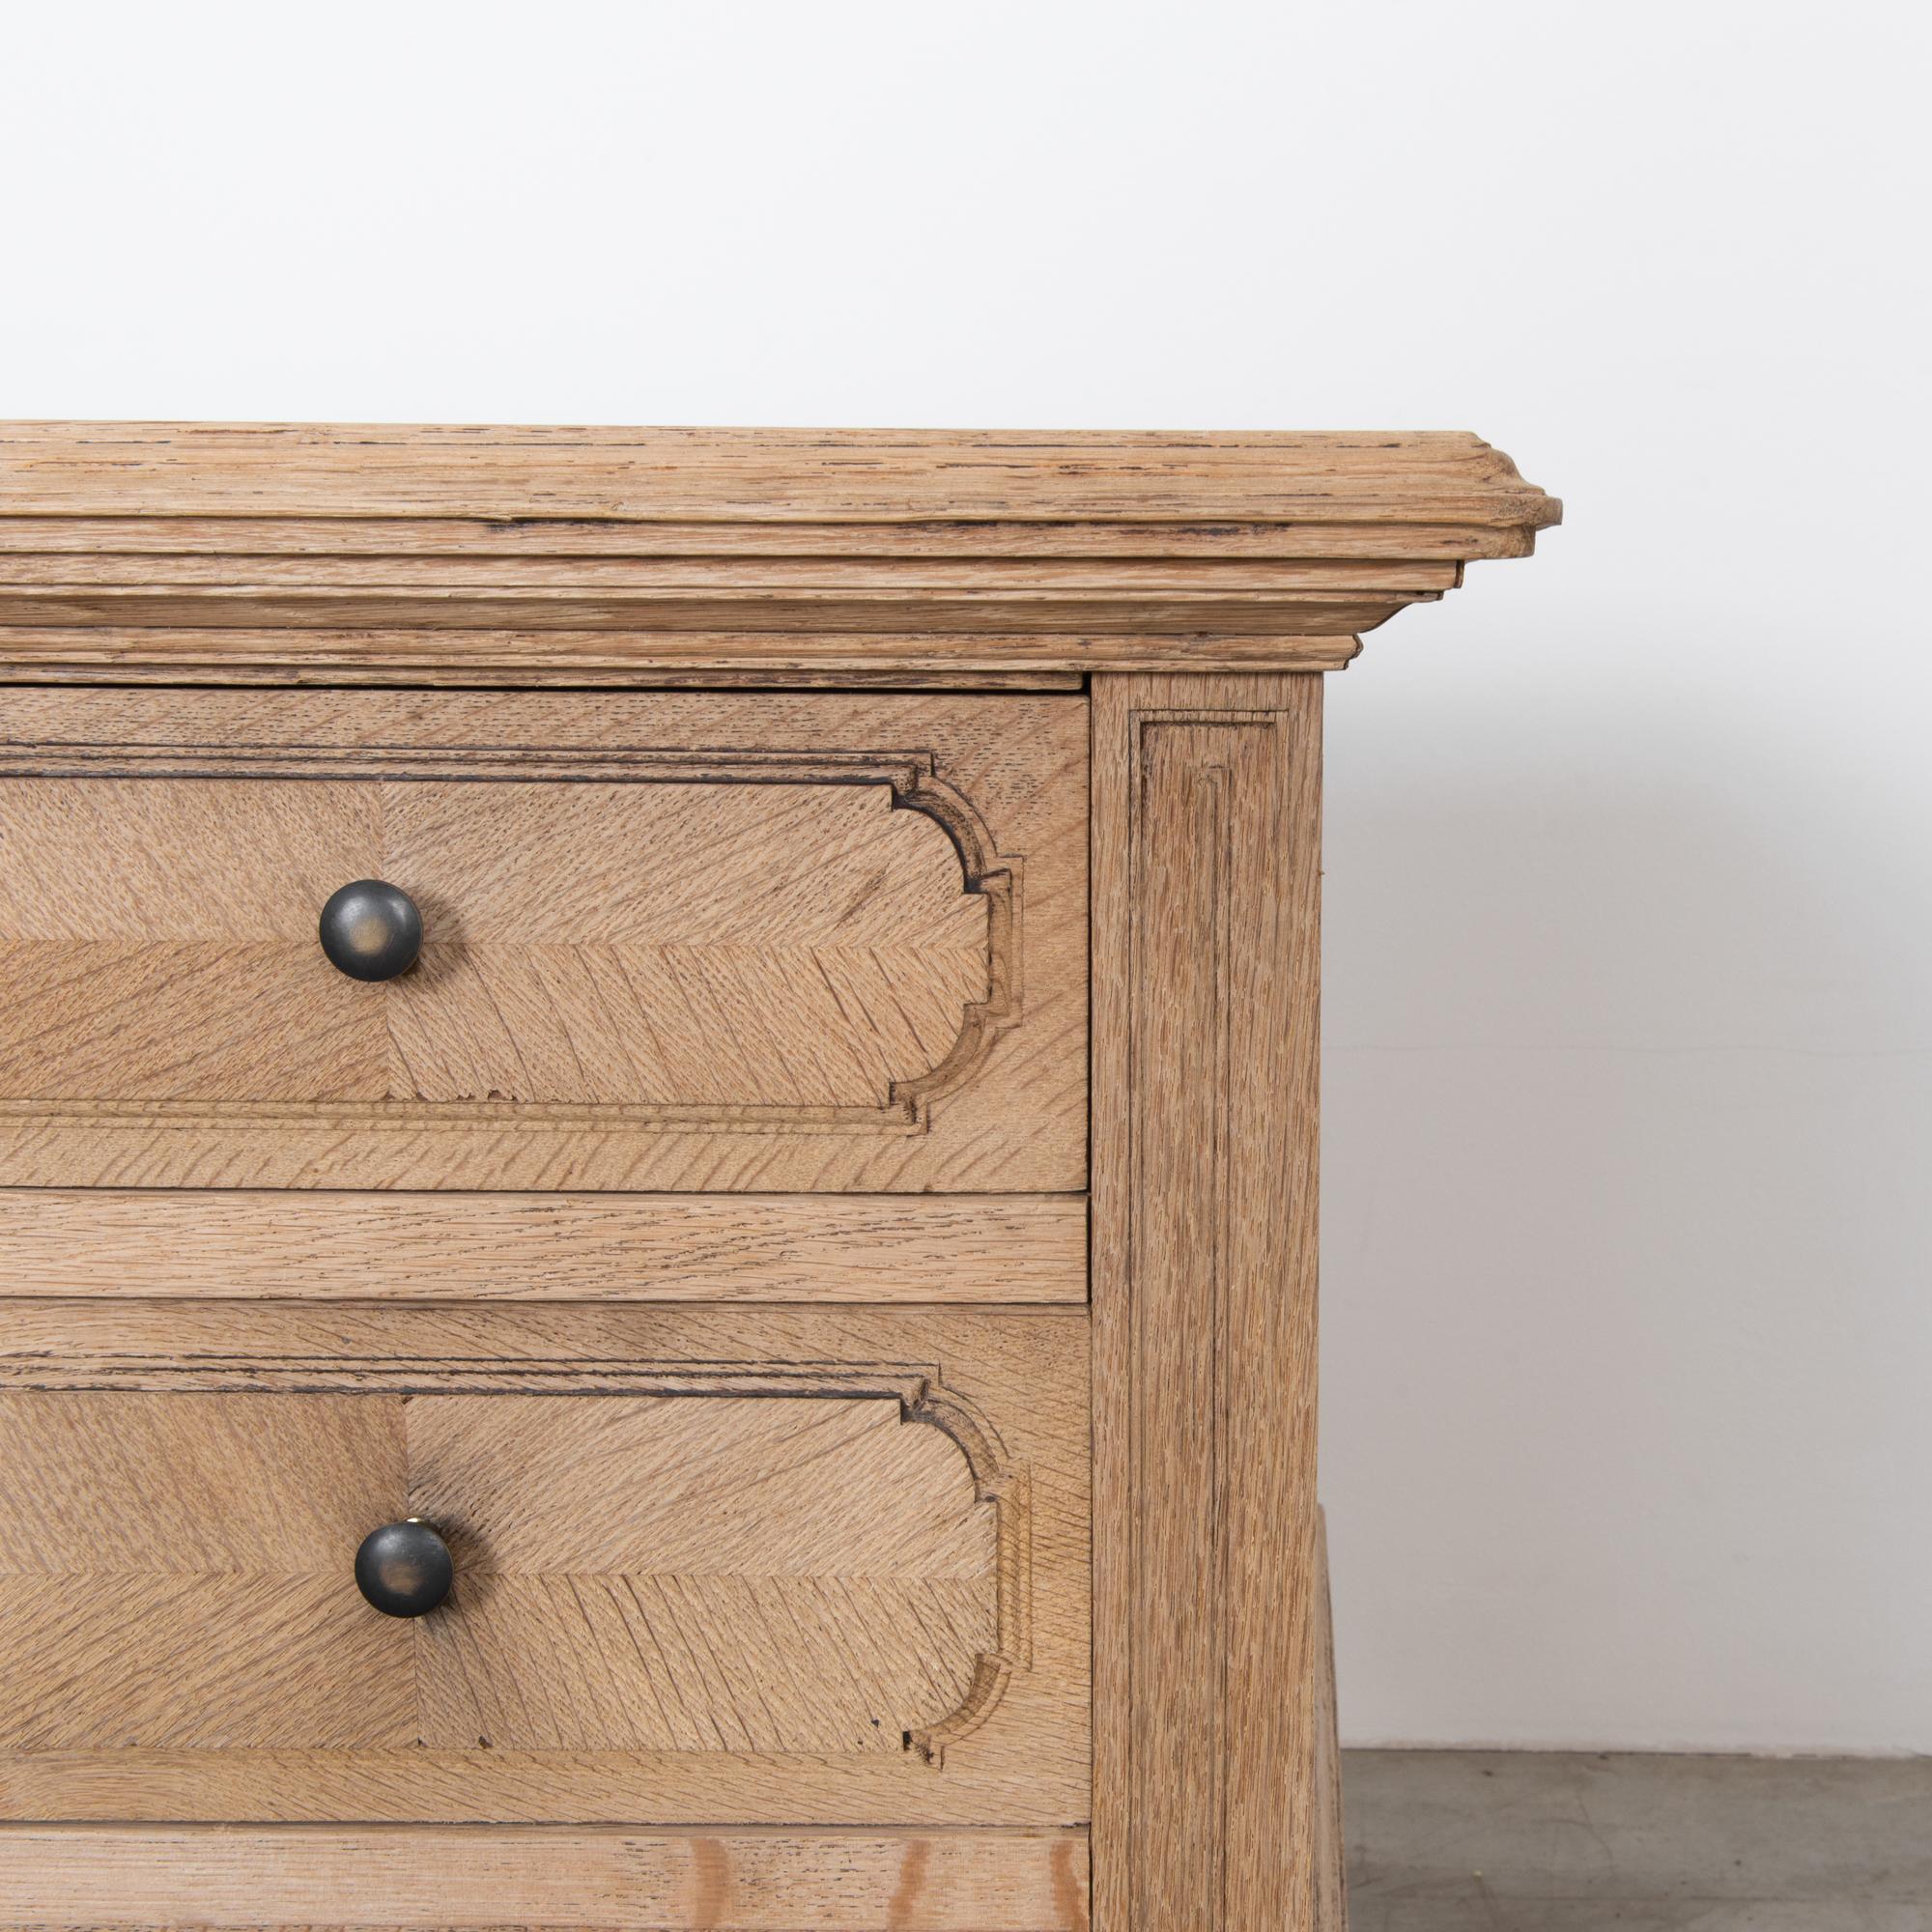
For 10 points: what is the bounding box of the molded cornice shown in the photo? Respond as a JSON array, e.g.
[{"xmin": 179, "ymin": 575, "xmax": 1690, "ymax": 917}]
[{"xmin": 0, "ymin": 423, "xmax": 1559, "ymax": 681}]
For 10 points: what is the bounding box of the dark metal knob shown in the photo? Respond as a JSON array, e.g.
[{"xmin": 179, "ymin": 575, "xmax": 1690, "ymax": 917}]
[
  {"xmin": 319, "ymin": 879, "xmax": 421, "ymax": 980},
  {"xmin": 355, "ymin": 1519, "xmax": 453, "ymax": 1617}
]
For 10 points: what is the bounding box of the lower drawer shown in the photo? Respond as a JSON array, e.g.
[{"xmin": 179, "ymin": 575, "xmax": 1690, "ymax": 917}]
[{"xmin": 0, "ymin": 1301, "xmax": 1088, "ymax": 1829}]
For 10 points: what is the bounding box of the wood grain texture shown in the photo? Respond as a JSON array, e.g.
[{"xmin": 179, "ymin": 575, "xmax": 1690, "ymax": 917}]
[
  {"xmin": 0, "ymin": 778, "xmax": 988, "ymax": 1104},
  {"xmin": 0, "ymin": 423, "xmax": 1558, "ymax": 678},
  {"xmin": 0, "ymin": 423, "xmax": 1565, "ymax": 522},
  {"xmin": 1090, "ymin": 673, "xmax": 1324, "ymax": 1932},
  {"xmin": 0, "ymin": 422, "xmax": 1557, "ymax": 1929},
  {"xmin": 0, "ymin": 1392, "xmax": 409, "ymax": 1753},
  {"xmin": 408, "ymin": 1394, "xmax": 997, "ymax": 1755},
  {"xmin": 0, "ymin": 1392, "xmax": 994, "ymax": 1758},
  {"xmin": 0, "ymin": 1300, "xmax": 1089, "ymax": 1826},
  {"xmin": 0, "ymin": 1190, "xmax": 1084, "ymax": 1301},
  {"xmin": 0, "ymin": 688, "xmax": 1085, "ymax": 1190},
  {"xmin": 0, "ymin": 1825, "xmax": 1091, "ymax": 1930},
  {"xmin": 0, "ymin": 654, "xmax": 1088, "ymax": 693}
]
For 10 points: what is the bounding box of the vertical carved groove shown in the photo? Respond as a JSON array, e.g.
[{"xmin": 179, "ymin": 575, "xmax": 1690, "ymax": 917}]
[{"xmin": 1202, "ymin": 759, "xmax": 1233, "ymax": 1929}]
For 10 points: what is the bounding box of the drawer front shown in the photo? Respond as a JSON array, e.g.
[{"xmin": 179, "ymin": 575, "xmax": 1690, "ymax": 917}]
[
  {"xmin": 0, "ymin": 690, "xmax": 1085, "ymax": 1190},
  {"xmin": 0, "ymin": 1301, "xmax": 1089, "ymax": 1826}
]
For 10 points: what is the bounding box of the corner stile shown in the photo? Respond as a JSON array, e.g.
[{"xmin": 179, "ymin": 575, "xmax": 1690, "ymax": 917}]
[{"xmin": 1092, "ymin": 672, "xmax": 1324, "ymax": 1931}]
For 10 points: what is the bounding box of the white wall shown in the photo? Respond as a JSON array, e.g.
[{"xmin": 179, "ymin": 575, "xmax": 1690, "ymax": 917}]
[{"xmin": 6, "ymin": 0, "xmax": 1927, "ymax": 1752}]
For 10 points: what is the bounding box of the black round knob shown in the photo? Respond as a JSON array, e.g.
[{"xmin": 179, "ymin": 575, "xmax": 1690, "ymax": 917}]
[
  {"xmin": 355, "ymin": 1519, "xmax": 453, "ymax": 1618},
  {"xmin": 319, "ymin": 879, "xmax": 422, "ymax": 980}
]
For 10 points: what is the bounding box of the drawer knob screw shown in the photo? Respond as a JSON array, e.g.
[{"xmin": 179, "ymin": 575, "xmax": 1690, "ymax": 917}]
[
  {"xmin": 355, "ymin": 1518, "xmax": 454, "ymax": 1617},
  {"xmin": 319, "ymin": 879, "xmax": 423, "ymax": 980}
]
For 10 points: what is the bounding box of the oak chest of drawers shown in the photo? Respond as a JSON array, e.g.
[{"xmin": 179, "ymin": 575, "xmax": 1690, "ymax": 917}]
[{"xmin": 0, "ymin": 424, "xmax": 1556, "ymax": 1932}]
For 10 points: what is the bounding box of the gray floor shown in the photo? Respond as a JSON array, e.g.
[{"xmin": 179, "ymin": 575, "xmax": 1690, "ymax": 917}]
[{"xmin": 1344, "ymin": 1749, "xmax": 1932, "ymax": 1930}]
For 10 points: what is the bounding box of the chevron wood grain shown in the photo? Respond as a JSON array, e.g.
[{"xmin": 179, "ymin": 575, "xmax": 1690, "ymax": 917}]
[
  {"xmin": 0, "ymin": 1392, "xmax": 994, "ymax": 1758},
  {"xmin": 0, "ymin": 1299, "xmax": 1089, "ymax": 1827},
  {"xmin": 0, "ymin": 688, "xmax": 1086, "ymax": 1190},
  {"xmin": 0, "ymin": 777, "xmax": 988, "ymax": 1106}
]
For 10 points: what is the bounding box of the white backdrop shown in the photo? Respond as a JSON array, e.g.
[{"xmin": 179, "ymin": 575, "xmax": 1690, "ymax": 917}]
[{"xmin": 6, "ymin": 0, "xmax": 1927, "ymax": 1752}]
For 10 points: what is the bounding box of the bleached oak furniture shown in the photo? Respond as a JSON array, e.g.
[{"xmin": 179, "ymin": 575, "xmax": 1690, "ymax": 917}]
[{"xmin": 0, "ymin": 425, "xmax": 1557, "ymax": 1931}]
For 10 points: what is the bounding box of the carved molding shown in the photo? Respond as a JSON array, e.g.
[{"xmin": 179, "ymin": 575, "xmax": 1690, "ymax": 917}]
[
  {"xmin": 0, "ymin": 740, "xmax": 1020, "ymax": 1138},
  {"xmin": 1, "ymin": 1350, "xmax": 1032, "ymax": 1766},
  {"xmin": 0, "ymin": 423, "xmax": 1561, "ymax": 675}
]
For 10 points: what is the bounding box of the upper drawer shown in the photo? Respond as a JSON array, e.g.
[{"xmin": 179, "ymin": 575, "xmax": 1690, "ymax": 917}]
[{"xmin": 0, "ymin": 690, "xmax": 1086, "ymax": 1190}]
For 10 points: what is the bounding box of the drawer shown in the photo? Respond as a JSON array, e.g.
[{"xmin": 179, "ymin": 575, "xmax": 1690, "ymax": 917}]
[
  {"xmin": 0, "ymin": 1300, "xmax": 1089, "ymax": 1827},
  {"xmin": 0, "ymin": 689, "xmax": 1086, "ymax": 1190}
]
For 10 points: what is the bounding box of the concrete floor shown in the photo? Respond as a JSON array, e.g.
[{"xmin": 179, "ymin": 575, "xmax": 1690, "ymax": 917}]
[{"xmin": 1343, "ymin": 1749, "xmax": 1932, "ymax": 1930}]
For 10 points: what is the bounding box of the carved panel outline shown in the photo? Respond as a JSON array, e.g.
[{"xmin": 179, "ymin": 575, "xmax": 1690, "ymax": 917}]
[
  {"xmin": 0, "ymin": 739, "xmax": 1022, "ymax": 1138},
  {"xmin": 0, "ymin": 1350, "xmax": 1031, "ymax": 1766}
]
